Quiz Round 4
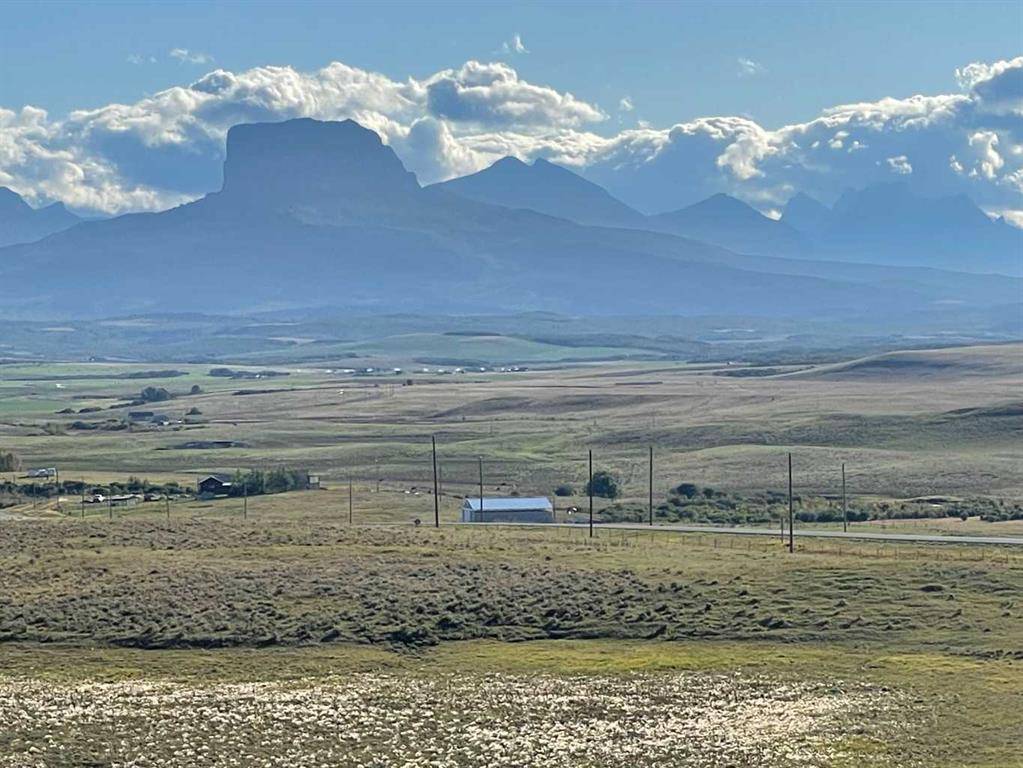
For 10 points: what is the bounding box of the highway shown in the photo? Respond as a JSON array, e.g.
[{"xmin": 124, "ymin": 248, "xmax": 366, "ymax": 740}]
[{"xmin": 466, "ymin": 520, "xmax": 1023, "ymax": 547}]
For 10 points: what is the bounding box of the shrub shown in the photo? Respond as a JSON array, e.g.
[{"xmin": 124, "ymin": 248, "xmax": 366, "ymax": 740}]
[
  {"xmin": 585, "ymin": 471, "xmax": 620, "ymax": 499},
  {"xmin": 554, "ymin": 484, "xmax": 574, "ymax": 497},
  {"xmin": 139, "ymin": 386, "xmax": 172, "ymax": 403}
]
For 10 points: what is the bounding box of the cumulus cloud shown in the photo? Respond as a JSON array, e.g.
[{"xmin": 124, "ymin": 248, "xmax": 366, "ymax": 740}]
[
  {"xmin": 0, "ymin": 55, "xmax": 1020, "ymax": 220},
  {"xmin": 424, "ymin": 61, "xmax": 605, "ymax": 128}
]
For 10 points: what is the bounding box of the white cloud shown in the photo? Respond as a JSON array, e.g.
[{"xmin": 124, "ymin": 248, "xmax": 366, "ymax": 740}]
[
  {"xmin": 885, "ymin": 155, "xmax": 912, "ymax": 175},
  {"xmin": 0, "ymin": 55, "xmax": 1020, "ymax": 220},
  {"xmin": 169, "ymin": 48, "xmax": 214, "ymax": 65},
  {"xmin": 737, "ymin": 58, "xmax": 765, "ymax": 78},
  {"xmin": 424, "ymin": 61, "xmax": 605, "ymax": 128},
  {"xmin": 498, "ymin": 34, "xmax": 528, "ymax": 55},
  {"xmin": 618, "ymin": 96, "xmax": 634, "ymax": 113}
]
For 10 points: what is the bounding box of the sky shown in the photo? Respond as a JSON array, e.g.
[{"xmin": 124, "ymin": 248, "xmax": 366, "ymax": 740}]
[{"xmin": 1, "ymin": 0, "xmax": 1021, "ymax": 219}]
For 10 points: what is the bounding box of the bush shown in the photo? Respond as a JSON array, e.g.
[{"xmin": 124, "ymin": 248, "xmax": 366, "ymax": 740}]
[
  {"xmin": 186, "ymin": 407, "xmax": 202, "ymax": 416},
  {"xmin": 139, "ymin": 386, "xmax": 172, "ymax": 403},
  {"xmin": 189, "ymin": 385, "xmax": 202, "ymax": 395},
  {"xmin": 675, "ymin": 483, "xmax": 699, "ymax": 498},
  {"xmin": 553, "ymin": 484, "xmax": 574, "ymax": 497},
  {"xmin": 585, "ymin": 471, "xmax": 620, "ymax": 499}
]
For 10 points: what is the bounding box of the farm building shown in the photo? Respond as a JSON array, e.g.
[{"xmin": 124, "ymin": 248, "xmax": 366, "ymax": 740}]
[
  {"xmin": 196, "ymin": 474, "xmax": 234, "ymax": 496},
  {"xmin": 461, "ymin": 497, "xmax": 554, "ymax": 523},
  {"xmin": 109, "ymin": 494, "xmax": 141, "ymax": 508}
]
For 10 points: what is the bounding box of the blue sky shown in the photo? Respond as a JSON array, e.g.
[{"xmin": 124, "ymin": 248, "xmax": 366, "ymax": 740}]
[
  {"xmin": 2, "ymin": 0, "xmax": 1016, "ymax": 128},
  {"xmin": 0, "ymin": 1, "xmax": 1020, "ymax": 219}
]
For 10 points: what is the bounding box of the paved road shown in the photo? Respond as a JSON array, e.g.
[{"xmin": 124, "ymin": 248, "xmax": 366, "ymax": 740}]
[{"xmin": 466, "ymin": 521, "xmax": 1023, "ymax": 546}]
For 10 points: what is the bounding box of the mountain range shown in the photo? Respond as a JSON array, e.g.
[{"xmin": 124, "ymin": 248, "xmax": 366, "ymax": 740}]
[
  {"xmin": 0, "ymin": 118, "xmax": 1019, "ymax": 324},
  {"xmin": 0, "ymin": 187, "xmax": 80, "ymax": 248}
]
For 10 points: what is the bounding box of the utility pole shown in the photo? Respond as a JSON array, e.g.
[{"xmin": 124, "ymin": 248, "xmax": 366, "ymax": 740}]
[
  {"xmin": 787, "ymin": 453, "xmax": 794, "ymax": 554},
  {"xmin": 648, "ymin": 445, "xmax": 654, "ymax": 526},
  {"xmin": 431, "ymin": 435, "xmax": 439, "ymax": 528},
  {"xmin": 478, "ymin": 457, "xmax": 484, "ymax": 523},
  {"xmin": 80, "ymin": 479, "xmax": 85, "ymax": 519},
  {"xmin": 166, "ymin": 494, "xmax": 170, "ymax": 522},
  {"xmin": 842, "ymin": 462, "xmax": 848, "ymax": 533},
  {"xmin": 588, "ymin": 449, "xmax": 594, "ymax": 539},
  {"xmin": 243, "ymin": 481, "xmax": 248, "ymax": 520},
  {"xmin": 348, "ymin": 474, "xmax": 353, "ymax": 525}
]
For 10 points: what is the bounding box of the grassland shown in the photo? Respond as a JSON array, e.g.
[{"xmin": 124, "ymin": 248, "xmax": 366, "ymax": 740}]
[{"xmin": 1, "ymin": 343, "xmax": 1021, "ymax": 766}]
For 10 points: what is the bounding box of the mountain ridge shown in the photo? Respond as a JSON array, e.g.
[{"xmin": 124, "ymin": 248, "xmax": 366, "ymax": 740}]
[{"xmin": 0, "ymin": 118, "xmax": 1017, "ymax": 325}]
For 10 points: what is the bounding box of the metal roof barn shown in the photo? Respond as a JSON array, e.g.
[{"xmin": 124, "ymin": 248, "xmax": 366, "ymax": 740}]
[{"xmin": 461, "ymin": 496, "xmax": 553, "ymax": 524}]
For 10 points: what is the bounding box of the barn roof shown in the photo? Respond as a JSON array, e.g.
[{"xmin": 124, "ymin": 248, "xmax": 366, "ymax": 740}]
[
  {"xmin": 199, "ymin": 474, "xmax": 234, "ymax": 484},
  {"xmin": 463, "ymin": 497, "xmax": 552, "ymax": 512}
]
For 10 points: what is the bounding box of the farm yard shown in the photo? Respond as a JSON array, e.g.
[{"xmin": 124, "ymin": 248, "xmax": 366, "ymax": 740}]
[{"xmin": 1, "ymin": 342, "xmax": 1022, "ymax": 766}]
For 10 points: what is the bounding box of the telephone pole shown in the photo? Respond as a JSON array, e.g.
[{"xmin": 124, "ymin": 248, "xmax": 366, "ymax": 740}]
[
  {"xmin": 787, "ymin": 453, "xmax": 794, "ymax": 553},
  {"xmin": 431, "ymin": 435, "xmax": 439, "ymax": 528},
  {"xmin": 588, "ymin": 449, "xmax": 594, "ymax": 539},
  {"xmin": 348, "ymin": 474, "xmax": 354, "ymax": 525},
  {"xmin": 243, "ymin": 481, "xmax": 248, "ymax": 520},
  {"xmin": 478, "ymin": 457, "xmax": 484, "ymax": 523},
  {"xmin": 842, "ymin": 462, "xmax": 848, "ymax": 533},
  {"xmin": 648, "ymin": 445, "xmax": 654, "ymax": 526}
]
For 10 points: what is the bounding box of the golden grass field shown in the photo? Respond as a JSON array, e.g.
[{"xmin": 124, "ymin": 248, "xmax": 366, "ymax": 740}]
[{"xmin": 1, "ymin": 342, "xmax": 1021, "ymax": 766}]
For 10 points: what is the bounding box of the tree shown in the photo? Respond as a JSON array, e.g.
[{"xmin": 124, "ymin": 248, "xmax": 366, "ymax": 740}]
[
  {"xmin": 554, "ymin": 484, "xmax": 574, "ymax": 497},
  {"xmin": 585, "ymin": 471, "xmax": 620, "ymax": 499},
  {"xmin": 675, "ymin": 482, "xmax": 699, "ymax": 499},
  {"xmin": 189, "ymin": 384, "xmax": 202, "ymax": 395},
  {"xmin": 139, "ymin": 386, "xmax": 172, "ymax": 403}
]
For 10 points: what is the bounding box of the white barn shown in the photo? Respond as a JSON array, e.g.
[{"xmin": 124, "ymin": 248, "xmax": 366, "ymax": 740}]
[{"xmin": 461, "ymin": 496, "xmax": 554, "ymax": 523}]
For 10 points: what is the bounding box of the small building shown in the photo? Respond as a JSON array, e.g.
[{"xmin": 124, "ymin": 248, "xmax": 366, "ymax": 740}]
[
  {"xmin": 128, "ymin": 411, "xmax": 154, "ymax": 421},
  {"xmin": 109, "ymin": 494, "xmax": 141, "ymax": 508},
  {"xmin": 307, "ymin": 474, "xmax": 321, "ymax": 489},
  {"xmin": 461, "ymin": 496, "xmax": 554, "ymax": 524},
  {"xmin": 196, "ymin": 474, "xmax": 234, "ymax": 496}
]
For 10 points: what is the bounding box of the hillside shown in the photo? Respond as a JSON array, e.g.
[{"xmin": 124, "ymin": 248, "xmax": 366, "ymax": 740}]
[{"xmin": 790, "ymin": 343, "xmax": 1023, "ymax": 380}]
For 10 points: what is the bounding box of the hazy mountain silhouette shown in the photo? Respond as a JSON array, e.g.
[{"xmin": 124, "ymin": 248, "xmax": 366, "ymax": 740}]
[
  {"xmin": 781, "ymin": 192, "xmax": 834, "ymax": 237},
  {"xmin": 648, "ymin": 193, "xmax": 810, "ymax": 257},
  {"xmin": 0, "ymin": 187, "xmax": 80, "ymax": 247},
  {"xmin": 783, "ymin": 183, "xmax": 1022, "ymax": 274},
  {"xmin": 0, "ymin": 118, "xmax": 1017, "ymax": 321},
  {"xmin": 433, "ymin": 156, "xmax": 646, "ymax": 229}
]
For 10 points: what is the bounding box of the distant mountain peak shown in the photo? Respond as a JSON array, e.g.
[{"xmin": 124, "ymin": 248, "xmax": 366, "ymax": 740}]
[
  {"xmin": 0, "ymin": 186, "xmax": 80, "ymax": 247},
  {"xmin": 434, "ymin": 153, "xmax": 644, "ymax": 228},
  {"xmin": 0, "ymin": 187, "xmax": 32, "ymax": 215}
]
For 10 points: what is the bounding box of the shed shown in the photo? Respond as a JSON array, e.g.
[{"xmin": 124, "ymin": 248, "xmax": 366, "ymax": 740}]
[
  {"xmin": 196, "ymin": 474, "xmax": 234, "ymax": 496},
  {"xmin": 461, "ymin": 496, "xmax": 553, "ymax": 523}
]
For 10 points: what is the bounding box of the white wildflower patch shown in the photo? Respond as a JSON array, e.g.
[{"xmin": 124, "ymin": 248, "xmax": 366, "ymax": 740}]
[{"xmin": 0, "ymin": 671, "xmax": 914, "ymax": 767}]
